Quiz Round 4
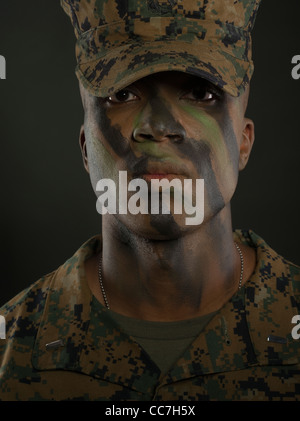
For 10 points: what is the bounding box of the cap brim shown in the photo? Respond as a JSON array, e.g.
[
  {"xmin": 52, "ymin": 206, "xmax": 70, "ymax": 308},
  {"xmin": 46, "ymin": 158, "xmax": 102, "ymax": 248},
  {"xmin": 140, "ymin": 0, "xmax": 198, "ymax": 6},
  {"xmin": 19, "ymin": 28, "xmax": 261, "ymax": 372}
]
[{"xmin": 76, "ymin": 40, "xmax": 252, "ymax": 98}]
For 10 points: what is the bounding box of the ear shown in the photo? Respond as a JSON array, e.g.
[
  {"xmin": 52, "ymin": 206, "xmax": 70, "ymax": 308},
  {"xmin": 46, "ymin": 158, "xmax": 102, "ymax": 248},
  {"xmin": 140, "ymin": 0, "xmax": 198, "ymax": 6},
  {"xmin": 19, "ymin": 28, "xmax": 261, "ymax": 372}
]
[
  {"xmin": 239, "ymin": 118, "xmax": 255, "ymax": 171},
  {"xmin": 79, "ymin": 125, "xmax": 89, "ymax": 173}
]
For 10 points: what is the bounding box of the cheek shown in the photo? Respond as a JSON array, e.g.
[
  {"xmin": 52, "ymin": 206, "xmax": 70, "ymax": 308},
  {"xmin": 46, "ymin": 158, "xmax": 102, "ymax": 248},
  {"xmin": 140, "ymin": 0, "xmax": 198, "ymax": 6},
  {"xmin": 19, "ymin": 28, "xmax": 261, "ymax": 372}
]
[
  {"xmin": 179, "ymin": 105, "xmax": 240, "ymax": 210},
  {"xmin": 84, "ymin": 105, "xmax": 141, "ymax": 194},
  {"xmin": 104, "ymin": 106, "xmax": 138, "ymax": 152},
  {"xmin": 219, "ymin": 104, "xmax": 242, "ymax": 174},
  {"xmin": 83, "ymin": 117, "xmax": 119, "ymax": 193},
  {"xmin": 92, "ymin": 106, "xmax": 131, "ymax": 158},
  {"xmin": 180, "ymin": 105, "xmax": 239, "ymax": 177},
  {"xmin": 86, "ymin": 135, "xmax": 115, "ymax": 195}
]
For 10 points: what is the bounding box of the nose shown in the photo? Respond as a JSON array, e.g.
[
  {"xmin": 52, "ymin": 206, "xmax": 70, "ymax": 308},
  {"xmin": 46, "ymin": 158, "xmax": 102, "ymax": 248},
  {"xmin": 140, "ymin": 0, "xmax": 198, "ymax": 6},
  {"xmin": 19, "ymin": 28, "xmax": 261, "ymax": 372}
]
[{"xmin": 132, "ymin": 99, "xmax": 186, "ymax": 143}]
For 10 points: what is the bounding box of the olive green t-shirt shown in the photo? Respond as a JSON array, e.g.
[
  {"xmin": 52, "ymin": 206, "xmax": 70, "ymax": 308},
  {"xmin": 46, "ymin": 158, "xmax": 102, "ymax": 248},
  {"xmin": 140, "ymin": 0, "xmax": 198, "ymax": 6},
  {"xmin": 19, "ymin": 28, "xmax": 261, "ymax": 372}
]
[{"xmin": 108, "ymin": 310, "xmax": 216, "ymax": 376}]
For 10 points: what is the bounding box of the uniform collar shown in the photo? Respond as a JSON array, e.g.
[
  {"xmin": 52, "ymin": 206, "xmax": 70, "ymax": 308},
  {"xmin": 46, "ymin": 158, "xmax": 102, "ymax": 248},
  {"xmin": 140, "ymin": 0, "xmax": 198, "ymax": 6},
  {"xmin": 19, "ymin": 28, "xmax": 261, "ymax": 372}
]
[
  {"xmin": 32, "ymin": 231, "xmax": 300, "ymax": 391},
  {"xmin": 32, "ymin": 235, "xmax": 160, "ymax": 395}
]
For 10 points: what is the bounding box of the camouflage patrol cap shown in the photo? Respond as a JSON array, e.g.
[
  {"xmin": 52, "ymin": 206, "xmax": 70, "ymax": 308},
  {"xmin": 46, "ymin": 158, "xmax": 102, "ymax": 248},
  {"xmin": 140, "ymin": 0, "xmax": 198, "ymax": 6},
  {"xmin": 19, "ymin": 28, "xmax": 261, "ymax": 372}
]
[{"xmin": 61, "ymin": 0, "xmax": 261, "ymax": 97}]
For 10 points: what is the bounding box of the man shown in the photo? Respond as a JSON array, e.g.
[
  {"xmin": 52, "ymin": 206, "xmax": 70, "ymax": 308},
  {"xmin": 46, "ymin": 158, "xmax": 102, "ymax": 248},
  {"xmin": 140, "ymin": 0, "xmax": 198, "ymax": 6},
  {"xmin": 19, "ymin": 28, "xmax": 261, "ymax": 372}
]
[{"xmin": 0, "ymin": 0, "xmax": 299, "ymax": 401}]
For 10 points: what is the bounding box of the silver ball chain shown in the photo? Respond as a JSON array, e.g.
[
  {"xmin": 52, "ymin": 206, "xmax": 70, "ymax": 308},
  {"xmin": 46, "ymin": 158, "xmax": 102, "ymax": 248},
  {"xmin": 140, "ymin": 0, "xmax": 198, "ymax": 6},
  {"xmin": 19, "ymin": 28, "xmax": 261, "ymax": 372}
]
[
  {"xmin": 98, "ymin": 256, "xmax": 110, "ymax": 310},
  {"xmin": 234, "ymin": 241, "xmax": 244, "ymax": 290},
  {"xmin": 98, "ymin": 242, "xmax": 244, "ymax": 309}
]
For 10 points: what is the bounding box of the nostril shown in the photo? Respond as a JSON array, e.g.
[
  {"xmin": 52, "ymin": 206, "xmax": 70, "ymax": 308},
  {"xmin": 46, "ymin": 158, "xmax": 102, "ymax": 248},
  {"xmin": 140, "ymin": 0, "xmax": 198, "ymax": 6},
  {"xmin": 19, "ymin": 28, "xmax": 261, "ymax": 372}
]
[
  {"xmin": 140, "ymin": 133, "xmax": 153, "ymax": 140},
  {"xmin": 134, "ymin": 132, "xmax": 182, "ymax": 143},
  {"xmin": 133, "ymin": 125, "xmax": 185, "ymax": 143},
  {"xmin": 133, "ymin": 130, "xmax": 154, "ymax": 142},
  {"xmin": 133, "ymin": 130, "xmax": 184, "ymax": 143},
  {"xmin": 167, "ymin": 134, "xmax": 183, "ymax": 143}
]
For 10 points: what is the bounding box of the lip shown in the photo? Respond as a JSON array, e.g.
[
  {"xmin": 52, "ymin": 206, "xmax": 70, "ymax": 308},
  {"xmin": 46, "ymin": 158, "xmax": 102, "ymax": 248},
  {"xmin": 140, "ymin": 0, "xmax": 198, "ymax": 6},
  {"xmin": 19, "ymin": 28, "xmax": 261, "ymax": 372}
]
[
  {"xmin": 141, "ymin": 173, "xmax": 185, "ymax": 182},
  {"xmin": 132, "ymin": 161, "xmax": 190, "ymax": 180}
]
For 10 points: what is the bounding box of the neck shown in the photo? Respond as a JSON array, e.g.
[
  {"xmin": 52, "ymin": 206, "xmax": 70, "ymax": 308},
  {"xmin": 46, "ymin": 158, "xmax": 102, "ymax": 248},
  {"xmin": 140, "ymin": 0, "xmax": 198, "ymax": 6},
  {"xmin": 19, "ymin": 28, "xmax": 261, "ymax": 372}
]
[{"xmin": 98, "ymin": 205, "xmax": 242, "ymax": 321}]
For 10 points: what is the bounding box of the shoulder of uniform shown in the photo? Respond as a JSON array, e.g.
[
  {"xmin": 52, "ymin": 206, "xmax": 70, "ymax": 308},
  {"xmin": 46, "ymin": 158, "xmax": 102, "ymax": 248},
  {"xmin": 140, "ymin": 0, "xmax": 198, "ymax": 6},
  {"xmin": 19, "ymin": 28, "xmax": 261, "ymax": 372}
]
[
  {"xmin": 235, "ymin": 229, "xmax": 300, "ymax": 311},
  {"xmin": 0, "ymin": 269, "xmax": 57, "ymax": 337},
  {"xmin": 285, "ymin": 258, "xmax": 300, "ymax": 310}
]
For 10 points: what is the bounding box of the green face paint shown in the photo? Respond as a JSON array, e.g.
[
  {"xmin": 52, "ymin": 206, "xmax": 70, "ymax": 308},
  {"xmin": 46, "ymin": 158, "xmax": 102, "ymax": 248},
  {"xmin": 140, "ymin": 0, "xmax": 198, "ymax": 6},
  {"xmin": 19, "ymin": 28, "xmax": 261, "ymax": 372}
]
[
  {"xmin": 134, "ymin": 141, "xmax": 183, "ymax": 164},
  {"xmin": 181, "ymin": 104, "xmax": 227, "ymax": 156},
  {"xmin": 133, "ymin": 110, "xmax": 143, "ymax": 130}
]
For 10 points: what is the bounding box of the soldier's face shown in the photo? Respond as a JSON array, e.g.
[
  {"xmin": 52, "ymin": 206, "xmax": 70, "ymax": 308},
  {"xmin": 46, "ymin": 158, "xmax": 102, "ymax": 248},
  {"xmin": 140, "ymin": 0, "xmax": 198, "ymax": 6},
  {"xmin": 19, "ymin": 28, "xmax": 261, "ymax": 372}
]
[{"xmin": 79, "ymin": 71, "xmax": 254, "ymax": 239}]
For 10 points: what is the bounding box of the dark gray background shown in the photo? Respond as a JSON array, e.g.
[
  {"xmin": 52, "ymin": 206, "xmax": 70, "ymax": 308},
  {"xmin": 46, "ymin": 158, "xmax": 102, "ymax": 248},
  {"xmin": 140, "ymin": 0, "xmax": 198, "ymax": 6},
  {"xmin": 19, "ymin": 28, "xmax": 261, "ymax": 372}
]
[{"xmin": 0, "ymin": 1, "xmax": 299, "ymax": 306}]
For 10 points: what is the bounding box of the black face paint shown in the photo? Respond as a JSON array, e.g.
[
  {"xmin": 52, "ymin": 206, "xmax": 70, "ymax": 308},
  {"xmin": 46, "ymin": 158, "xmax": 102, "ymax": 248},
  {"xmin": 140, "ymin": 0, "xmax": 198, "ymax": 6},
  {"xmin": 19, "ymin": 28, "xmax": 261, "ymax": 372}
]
[
  {"xmin": 146, "ymin": 96, "xmax": 186, "ymax": 142},
  {"xmin": 93, "ymin": 97, "xmax": 133, "ymax": 159},
  {"xmin": 175, "ymin": 138, "xmax": 225, "ymax": 213},
  {"xmin": 213, "ymin": 99, "xmax": 240, "ymax": 172}
]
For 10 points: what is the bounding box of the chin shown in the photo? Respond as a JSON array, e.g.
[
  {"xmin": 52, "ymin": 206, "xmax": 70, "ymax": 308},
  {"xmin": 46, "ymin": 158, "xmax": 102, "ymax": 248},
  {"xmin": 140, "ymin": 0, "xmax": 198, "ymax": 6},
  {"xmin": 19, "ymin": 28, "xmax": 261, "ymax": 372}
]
[{"xmin": 115, "ymin": 212, "xmax": 201, "ymax": 241}]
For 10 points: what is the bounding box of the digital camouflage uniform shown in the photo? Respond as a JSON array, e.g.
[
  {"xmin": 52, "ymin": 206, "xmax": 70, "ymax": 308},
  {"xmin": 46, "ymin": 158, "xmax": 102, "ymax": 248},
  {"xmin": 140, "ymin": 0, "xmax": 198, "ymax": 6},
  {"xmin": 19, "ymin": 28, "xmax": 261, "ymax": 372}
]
[{"xmin": 0, "ymin": 230, "xmax": 299, "ymax": 401}]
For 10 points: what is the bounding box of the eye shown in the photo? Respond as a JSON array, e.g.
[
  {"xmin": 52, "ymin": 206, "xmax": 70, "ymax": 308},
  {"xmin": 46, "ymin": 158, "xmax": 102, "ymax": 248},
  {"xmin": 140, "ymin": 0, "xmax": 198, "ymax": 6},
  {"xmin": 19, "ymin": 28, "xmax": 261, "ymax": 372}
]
[
  {"xmin": 106, "ymin": 89, "xmax": 139, "ymax": 104},
  {"xmin": 181, "ymin": 85, "xmax": 222, "ymax": 103}
]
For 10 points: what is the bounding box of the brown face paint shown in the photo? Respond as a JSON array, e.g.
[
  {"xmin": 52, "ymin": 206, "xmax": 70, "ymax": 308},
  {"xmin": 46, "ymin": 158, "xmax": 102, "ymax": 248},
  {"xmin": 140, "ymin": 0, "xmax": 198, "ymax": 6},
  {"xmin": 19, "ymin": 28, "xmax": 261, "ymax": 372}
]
[{"xmin": 212, "ymin": 99, "xmax": 240, "ymax": 173}]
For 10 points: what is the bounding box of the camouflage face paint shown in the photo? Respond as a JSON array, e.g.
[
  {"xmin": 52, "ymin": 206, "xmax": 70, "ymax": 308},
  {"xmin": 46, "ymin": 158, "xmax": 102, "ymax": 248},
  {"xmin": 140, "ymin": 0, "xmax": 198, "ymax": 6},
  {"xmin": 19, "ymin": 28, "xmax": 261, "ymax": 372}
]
[
  {"xmin": 179, "ymin": 96, "xmax": 241, "ymax": 216},
  {"xmin": 175, "ymin": 138, "xmax": 225, "ymax": 215},
  {"xmin": 83, "ymin": 71, "xmax": 242, "ymax": 244},
  {"xmin": 84, "ymin": 96, "xmax": 180, "ymax": 238},
  {"xmin": 180, "ymin": 103, "xmax": 239, "ymax": 178},
  {"xmin": 181, "ymin": 104, "xmax": 226, "ymax": 153}
]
